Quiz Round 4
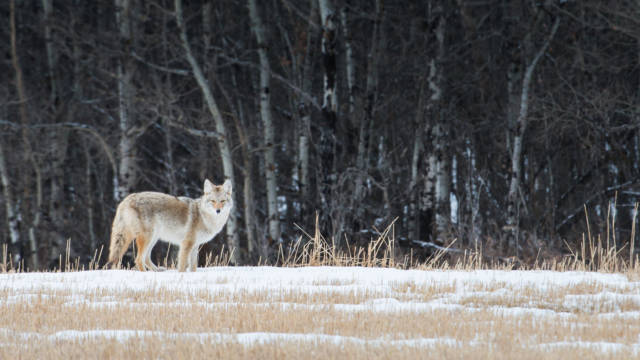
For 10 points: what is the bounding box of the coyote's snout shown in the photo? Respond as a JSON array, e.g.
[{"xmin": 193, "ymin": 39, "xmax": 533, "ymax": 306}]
[{"xmin": 107, "ymin": 180, "xmax": 233, "ymax": 272}]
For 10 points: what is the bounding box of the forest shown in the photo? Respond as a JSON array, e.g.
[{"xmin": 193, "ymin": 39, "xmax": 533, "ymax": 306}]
[{"xmin": 1, "ymin": 0, "xmax": 639, "ymax": 270}]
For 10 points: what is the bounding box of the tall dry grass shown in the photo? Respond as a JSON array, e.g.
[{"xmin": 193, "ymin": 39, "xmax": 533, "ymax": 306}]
[
  {"xmin": 1, "ymin": 210, "xmax": 639, "ymax": 280},
  {"xmin": 274, "ymin": 212, "xmax": 640, "ymax": 279},
  {"xmin": 1, "ymin": 208, "xmax": 639, "ymax": 359}
]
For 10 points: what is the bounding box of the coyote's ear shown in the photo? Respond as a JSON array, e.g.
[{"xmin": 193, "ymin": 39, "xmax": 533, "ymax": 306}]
[
  {"xmin": 222, "ymin": 180, "xmax": 232, "ymax": 195},
  {"xmin": 204, "ymin": 179, "xmax": 214, "ymax": 195}
]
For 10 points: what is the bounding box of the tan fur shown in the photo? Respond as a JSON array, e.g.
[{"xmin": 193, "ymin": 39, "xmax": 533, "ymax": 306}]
[{"xmin": 107, "ymin": 179, "xmax": 233, "ymax": 272}]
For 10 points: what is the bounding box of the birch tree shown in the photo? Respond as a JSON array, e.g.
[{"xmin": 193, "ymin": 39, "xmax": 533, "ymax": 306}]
[
  {"xmin": 431, "ymin": 1, "xmax": 450, "ymax": 241},
  {"xmin": 506, "ymin": 16, "xmax": 560, "ymax": 254},
  {"xmin": 115, "ymin": 0, "xmax": 137, "ymax": 200},
  {"xmin": 174, "ymin": 0, "xmax": 240, "ymax": 264},
  {"xmin": 42, "ymin": 0, "xmax": 58, "ymax": 106},
  {"xmin": 0, "ymin": 0, "xmax": 637, "ymax": 269},
  {"xmin": 318, "ymin": 0, "xmax": 338, "ymax": 241},
  {"xmin": 10, "ymin": 0, "xmax": 42, "ymax": 268},
  {"xmin": 0, "ymin": 140, "xmax": 19, "ymax": 266},
  {"xmin": 353, "ymin": 0, "xmax": 385, "ymax": 232},
  {"xmin": 419, "ymin": 0, "xmax": 448, "ymax": 242},
  {"xmin": 408, "ymin": 85, "xmax": 425, "ymax": 241},
  {"xmin": 231, "ymin": 69, "xmax": 259, "ymax": 256},
  {"xmin": 248, "ymin": 0, "xmax": 280, "ymax": 243},
  {"xmin": 298, "ymin": 1, "xmax": 319, "ymax": 228},
  {"xmin": 82, "ymin": 140, "xmax": 96, "ymax": 252},
  {"xmin": 341, "ymin": 5, "xmax": 356, "ymax": 116},
  {"xmin": 42, "ymin": 0, "xmax": 78, "ymax": 266}
]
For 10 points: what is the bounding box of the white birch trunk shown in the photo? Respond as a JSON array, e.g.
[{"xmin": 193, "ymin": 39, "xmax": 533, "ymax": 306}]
[
  {"xmin": 420, "ymin": 137, "xmax": 438, "ymax": 241},
  {"xmin": 434, "ymin": 119, "xmax": 450, "ymax": 238},
  {"xmin": 464, "ymin": 139, "xmax": 479, "ymax": 246},
  {"xmin": 544, "ymin": 116, "xmax": 555, "ymax": 248},
  {"xmin": 202, "ymin": 2, "xmax": 212, "ymax": 73},
  {"xmin": 175, "ymin": 0, "xmax": 240, "ymax": 264},
  {"xmin": 47, "ymin": 129, "xmax": 68, "ymax": 225},
  {"xmin": 430, "ymin": 7, "xmax": 450, "ymax": 240},
  {"xmin": 248, "ymin": 0, "xmax": 280, "ymax": 243},
  {"xmin": 28, "ymin": 160, "xmax": 43, "ymax": 271},
  {"xmin": 0, "ymin": 141, "xmax": 20, "ymax": 264},
  {"xmin": 40, "ymin": 0, "xmax": 73, "ymax": 269},
  {"xmin": 115, "ymin": 0, "xmax": 137, "ymax": 200},
  {"xmin": 42, "ymin": 0, "xmax": 57, "ymax": 104},
  {"xmin": 506, "ymin": 57, "xmax": 522, "ymax": 155},
  {"xmin": 506, "ymin": 17, "xmax": 560, "ymax": 252},
  {"xmin": 227, "ymin": 61, "xmax": 257, "ymax": 255},
  {"xmin": 298, "ymin": 1, "xmax": 319, "ymax": 227},
  {"xmin": 408, "ymin": 85, "xmax": 425, "ymax": 241},
  {"xmin": 298, "ymin": 115, "xmax": 310, "ymax": 214},
  {"xmin": 353, "ymin": 0, "xmax": 384, "ymax": 231},
  {"xmin": 419, "ymin": 1, "xmax": 446, "ymax": 243},
  {"xmin": 318, "ymin": 0, "xmax": 339, "ymax": 242},
  {"xmin": 83, "ymin": 141, "xmax": 95, "ymax": 252},
  {"xmin": 10, "ymin": 0, "xmax": 30, "ymax": 266},
  {"xmin": 340, "ymin": 6, "xmax": 356, "ymax": 116},
  {"xmin": 204, "ymin": 3, "xmax": 252, "ymax": 256}
]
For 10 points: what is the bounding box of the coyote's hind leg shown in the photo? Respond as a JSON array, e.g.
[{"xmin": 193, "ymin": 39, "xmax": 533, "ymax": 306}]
[
  {"xmin": 134, "ymin": 233, "xmax": 150, "ymax": 272},
  {"xmin": 143, "ymin": 237, "xmax": 166, "ymax": 272}
]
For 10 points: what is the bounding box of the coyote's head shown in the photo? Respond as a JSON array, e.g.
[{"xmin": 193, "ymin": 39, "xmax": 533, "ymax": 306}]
[{"xmin": 202, "ymin": 179, "xmax": 233, "ymax": 216}]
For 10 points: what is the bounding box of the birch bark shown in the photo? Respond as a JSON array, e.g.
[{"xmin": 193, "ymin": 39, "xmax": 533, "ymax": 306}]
[
  {"xmin": 115, "ymin": 0, "xmax": 137, "ymax": 200},
  {"xmin": 298, "ymin": 1, "xmax": 319, "ymax": 228},
  {"xmin": 419, "ymin": 0, "xmax": 447, "ymax": 242},
  {"xmin": 544, "ymin": 115, "xmax": 555, "ymax": 249},
  {"xmin": 41, "ymin": 0, "xmax": 74, "ymax": 269},
  {"xmin": 506, "ymin": 17, "xmax": 560, "ymax": 253},
  {"xmin": 318, "ymin": 0, "xmax": 338, "ymax": 241},
  {"xmin": 340, "ymin": 5, "xmax": 356, "ymax": 116},
  {"xmin": 227, "ymin": 59, "xmax": 258, "ymax": 256},
  {"xmin": 174, "ymin": 0, "xmax": 240, "ymax": 264},
  {"xmin": 248, "ymin": 0, "xmax": 280, "ymax": 243},
  {"xmin": 431, "ymin": 3, "xmax": 450, "ymax": 241},
  {"xmin": 353, "ymin": 0, "xmax": 385, "ymax": 232},
  {"xmin": 10, "ymin": 0, "xmax": 42, "ymax": 268},
  {"xmin": 82, "ymin": 140, "xmax": 95, "ymax": 252},
  {"xmin": 408, "ymin": 85, "xmax": 425, "ymax": 241},
  {"xmin": 42, "ymin": 0, "xmax": 57, "ymax": 105},
  {"xmin": 0, "ymin": 141, "xmax": 19, "ymax": 265},
  {"xmin": 203, "ymin": 4, "xmax": 253, "ymax": 256}
]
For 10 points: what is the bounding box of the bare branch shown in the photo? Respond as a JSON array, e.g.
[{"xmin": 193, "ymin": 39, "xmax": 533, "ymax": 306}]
[
  {"xmin": 279, "ymin": 0, "xmax": 321, "ymax": 31},
  {"xmin": 217, "ymin": 53, "xmax": 322, "ymax": 111},
  {"xmin": 555, "ymin": 177, "xmax": 640, "ymax": 231},
  {"xmin": 0, "ymin": 119, "xmax": 118, "ymax": 183},
  {"xmin": 170, "ymin": 123, "xmax": 220, "ymax": 140},
  {"xmin": 131, "ymin": 51, "xmax": 190, "ymax": 75}
]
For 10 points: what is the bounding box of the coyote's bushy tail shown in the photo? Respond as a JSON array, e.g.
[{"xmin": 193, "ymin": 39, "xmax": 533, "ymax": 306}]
[{"xmin": 107, "ymin": 212, "xmax": 133, "ymax": 269}]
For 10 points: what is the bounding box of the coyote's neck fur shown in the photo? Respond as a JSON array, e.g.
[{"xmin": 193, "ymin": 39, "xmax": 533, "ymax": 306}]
[
  {"xmin": 188, "ymin": 194, "xmax": 231, "ymax": 242},
  {"xmin": 107, "ymin": 179, "xmax": 233, "ymax": 272}
]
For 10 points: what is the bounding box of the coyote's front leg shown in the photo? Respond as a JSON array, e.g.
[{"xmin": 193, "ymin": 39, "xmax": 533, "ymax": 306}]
[
  {"xmin": 178, "ymin": 235, "xmax": 196, "ymax": 273},
  {"xmin": 188, "ymin": 247, "xmax": 199, "ymax": 272}
]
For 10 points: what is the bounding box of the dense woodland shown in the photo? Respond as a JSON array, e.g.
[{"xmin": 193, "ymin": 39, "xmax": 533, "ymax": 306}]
[{"xmin": 1, "ymin": 0, "xmax": 640, "ymax": 270}]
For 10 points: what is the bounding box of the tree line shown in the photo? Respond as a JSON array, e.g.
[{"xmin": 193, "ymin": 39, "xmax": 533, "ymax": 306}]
[{"xmin": 1, "ymin": 0, "xmax": 639, "ymax": 270}]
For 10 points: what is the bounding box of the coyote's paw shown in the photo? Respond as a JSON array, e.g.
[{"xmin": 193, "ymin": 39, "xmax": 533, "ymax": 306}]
[{"xmin": 155, "ymin": 266, "xmax": 167, "ymax": 272}]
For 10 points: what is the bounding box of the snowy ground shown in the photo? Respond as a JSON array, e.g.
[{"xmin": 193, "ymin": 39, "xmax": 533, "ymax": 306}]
[{"xmin": 1, "ymin": 267, "xmax": 640, "ymax": 359}]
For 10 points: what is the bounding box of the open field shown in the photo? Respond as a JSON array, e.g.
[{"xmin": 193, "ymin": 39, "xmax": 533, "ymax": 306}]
[{"xmin": 1, "ymin": 266, "xmax": 639, "ymax": 359}]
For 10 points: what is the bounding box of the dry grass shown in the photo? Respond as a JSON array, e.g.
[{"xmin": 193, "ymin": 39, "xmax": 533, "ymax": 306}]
[
  {"xmin": 6, "ymin": 338, "xmax": 638, "ymax": 360},
  {"xmin": 1, "ymin": 275, "xmax": 639, "ymax": 359},
  {"xmin": 1, "ymin": 217, "xmax": 640, "ymax": 359}
]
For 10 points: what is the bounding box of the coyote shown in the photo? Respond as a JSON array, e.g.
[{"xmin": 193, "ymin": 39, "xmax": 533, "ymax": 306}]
[{"xmin": 107, "ymin": 180, "xmax": 233, "ymax": 272}]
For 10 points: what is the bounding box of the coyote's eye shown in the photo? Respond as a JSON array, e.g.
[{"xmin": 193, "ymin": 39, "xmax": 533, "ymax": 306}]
[
  {"xmin": 211, "ymin": 200, "xmax": 216, "ymax": 204},
  {"xmin": 221, "ymin": 200, "xmax": 226, "ymax": 204}
]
